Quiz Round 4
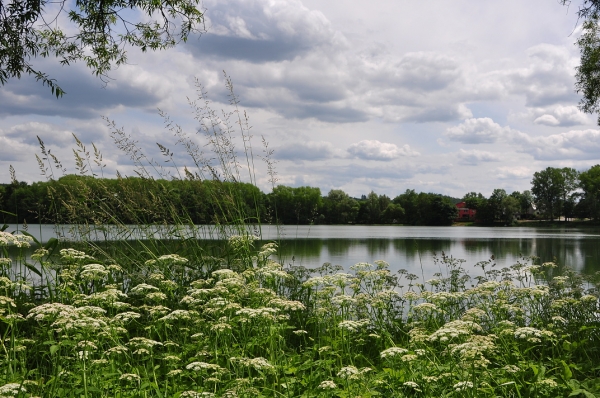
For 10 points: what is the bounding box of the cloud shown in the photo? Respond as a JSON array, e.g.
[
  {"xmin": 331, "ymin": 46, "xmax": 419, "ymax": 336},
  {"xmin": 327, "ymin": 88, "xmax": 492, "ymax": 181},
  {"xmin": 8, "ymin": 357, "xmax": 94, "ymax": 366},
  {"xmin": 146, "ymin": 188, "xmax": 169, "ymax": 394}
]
[
  {"xmin": 274, "ymin": 141, "xmax": 335, "ymax": 161},
  {"xmin": 0, "ymin": 60, "xmax": 166, "ymax": 119},
  {"xmin": 501, "ymin": 44, "xmax": 578, "ymax": 107},
  {"xmin": 457, "ymin": 149, "xmax": 501, "ymax": 165},
  {"xmin": 347, "ymin": 140, "xmax": 419, "ymax": 161},
  {"xmin": 496, "ymin": 166, "xmax": 532, "ymax": 180},
  {"xmin": 188, "ymin": 0, "xmax": 341, "ymax": 63},
  {"xmin": 513, "ymin": 129, "xmax": 600, "ymax": 160},
  {"xmin": 533, "ymin": 105, "xmax": 589, "ymax": 127},
  {"xmin": 444, "ymin": 117, "xmax": 509, "ymax": 143}
]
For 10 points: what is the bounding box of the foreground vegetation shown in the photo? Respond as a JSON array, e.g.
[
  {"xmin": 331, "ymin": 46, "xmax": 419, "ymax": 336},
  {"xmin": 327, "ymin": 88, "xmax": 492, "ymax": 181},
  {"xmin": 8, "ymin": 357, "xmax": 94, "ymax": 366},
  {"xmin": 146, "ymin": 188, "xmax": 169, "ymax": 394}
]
[{"xmin": 1, "ymin": 231, "xmax": 600, "ymax": 397}]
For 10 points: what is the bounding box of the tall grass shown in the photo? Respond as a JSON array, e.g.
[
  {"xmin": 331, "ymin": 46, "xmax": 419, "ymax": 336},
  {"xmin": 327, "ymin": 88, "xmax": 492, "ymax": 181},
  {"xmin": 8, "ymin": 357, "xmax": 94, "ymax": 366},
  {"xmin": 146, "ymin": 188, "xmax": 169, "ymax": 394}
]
[{"xmin": 1, "ymin": 77, "xmax": 600, "ymax": 397}]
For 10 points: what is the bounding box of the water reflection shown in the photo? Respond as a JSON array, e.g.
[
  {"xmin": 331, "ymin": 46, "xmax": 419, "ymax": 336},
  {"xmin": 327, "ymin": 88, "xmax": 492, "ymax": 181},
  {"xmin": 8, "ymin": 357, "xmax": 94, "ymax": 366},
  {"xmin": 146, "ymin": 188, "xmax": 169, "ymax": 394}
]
[{"xmin": 5, "ymin": 225, "xmax": 600, "ymax": 277}]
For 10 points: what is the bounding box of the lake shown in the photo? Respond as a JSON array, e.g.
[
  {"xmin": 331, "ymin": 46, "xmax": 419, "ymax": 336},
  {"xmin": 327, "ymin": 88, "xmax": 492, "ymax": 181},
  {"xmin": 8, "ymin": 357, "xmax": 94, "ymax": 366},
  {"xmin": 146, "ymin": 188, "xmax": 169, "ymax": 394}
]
[{"xmin": 5, "ymin": 224, "xmax": 600, "ymax": 277}]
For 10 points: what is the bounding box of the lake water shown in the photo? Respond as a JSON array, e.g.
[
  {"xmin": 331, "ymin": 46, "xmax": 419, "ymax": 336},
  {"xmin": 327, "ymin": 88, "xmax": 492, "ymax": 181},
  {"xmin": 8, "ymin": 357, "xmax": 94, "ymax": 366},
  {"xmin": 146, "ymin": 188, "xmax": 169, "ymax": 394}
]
[{"xmin": 5, "ymin": 224, "xmax": 600, "ymax": 277}]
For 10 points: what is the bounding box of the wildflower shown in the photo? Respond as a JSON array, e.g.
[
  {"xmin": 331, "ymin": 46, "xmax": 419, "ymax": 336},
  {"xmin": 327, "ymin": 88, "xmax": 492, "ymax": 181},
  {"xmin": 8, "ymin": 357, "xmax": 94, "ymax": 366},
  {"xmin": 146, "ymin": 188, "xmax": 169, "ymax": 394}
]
[
  {"xmin": 186, "ymin": 362, "xmax": 224, "ymax": 372},
  {"xmin": 130, "ymin": 283, "xmax": 160, "ymax": 295},
  {"xmin": 380, "ymin": 347, "xmax": 408, "ymax": 359},
  {"xmin": 159, "ymin": 309, "xmax": 194, "ymax": 322},
  {"xmin": 119, "ymin": 373, "xmax": 141, "ymax": 383},
  {"xmin": 318, "ymin": 380, "xmax": 337, "ymax": 389},
  {"xmin": 453, "ymin": 381, "xmax": 474, "ymax": 391},
  {"xmin": 337, "ymin": 366, "xmax": 359, "ymax": 378},
  {"xmin": 80, "ymin": 264, "xmax": 109, "ymax": 281},
  {"xmin": 503, "ymin": 365, "xmax": 521, "ymax": 374},
  {"xmin": 167, "ymin": 369, "xmax": 183, "ymax": 377},
  {"xmin": 146, "ymin": 292, "xmax": 168, "ymax": 301},
  {"xmin": 412, "ymin": 302, "xmax": 439, "ymax": 313},
  {"xmin": 401, "ymin": 354, "xmax": 418, "ymax": 362},
  {"xmin": 111, "ymin": 311, "xmax": 141, "ymax": 323},
  {"xmin": 428, "ymin": 320, "xmax": 482, "ymax": 342},
  {"xmin": 0, "ymin": 296, "xmax": 16, "ymax": 308},
  {"xmin": 0, "ymin": 258, "xmax": 12, "ymax": 267},
  {"xmin": 128, "ymin": 337, "xmax": 163, "ymax": 349},
  {"xmin": 180, "ymin": 392, "xmax": 215, "ymax": 398},
  {"xmin": 514, "ymin": 327, "xmax": 553, "ymax": 343},
  {"xmin": 269, "ymin": 298, "xmax": 306, "ymax": 311},
  {"xmin": 403, "ymin": 381, "xmax": 422, "ymax": 392},
  {"xmin": 0, "ymin": 382, "xmax": 27, "ymax": 396},
  {"xmin": 105, "ymin": 345, "xmax": 128, "ymax": 356},
  {"xmin": 60, "ymin": 248, "xmax": 94, "ymax": 261},
  {"xmin": 536, "ymin": 379, "xmax": 558, "ymax": 388},
  {"xmin": 338, "ymin": 319, "xmax": 369, "ymax": 332}
]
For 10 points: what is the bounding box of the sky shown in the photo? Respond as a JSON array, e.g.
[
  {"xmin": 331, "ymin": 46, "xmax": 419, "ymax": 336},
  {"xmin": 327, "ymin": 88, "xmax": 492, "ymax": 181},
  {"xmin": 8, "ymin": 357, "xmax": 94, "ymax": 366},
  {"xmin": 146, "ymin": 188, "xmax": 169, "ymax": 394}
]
[{"xmin": 2, "ymin": 0, "xmax": 600, "ymax": 199}]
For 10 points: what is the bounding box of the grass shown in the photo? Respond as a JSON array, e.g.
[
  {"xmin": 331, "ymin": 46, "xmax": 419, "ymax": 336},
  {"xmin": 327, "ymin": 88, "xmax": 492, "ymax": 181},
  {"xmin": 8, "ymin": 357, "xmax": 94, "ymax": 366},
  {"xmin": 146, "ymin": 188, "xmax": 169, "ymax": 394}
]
[{"xmin": 2, "ymin": 76, "xmax": 600, "ymax": 397}]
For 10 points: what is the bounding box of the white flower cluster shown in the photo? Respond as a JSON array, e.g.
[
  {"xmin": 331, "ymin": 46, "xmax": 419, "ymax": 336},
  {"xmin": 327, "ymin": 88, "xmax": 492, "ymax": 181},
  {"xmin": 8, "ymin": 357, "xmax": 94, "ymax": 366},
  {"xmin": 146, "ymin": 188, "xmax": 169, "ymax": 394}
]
[
  {"xmin": 235, "ymin": 307, "xmax": 279, "ymax": 321},
  {"xmin": 453, "ymin": 381, "xmax": 474, "ymax": 391},
  {"xmin": 119, "ymin": 373, "xmax": 141, "ymax": 382},
  {"xmin": 60, "ymin": 248, "xmax": 94, "ymax": 261},
  {"xmin": 317, "ymin": 380, "xmax": 337, "ymax": 389},
  {"xmin": 145, "ymin": 254, "xmax": 189, "ymax": 267},
  {"xmin": 428, "ymin": 320, "xmax": 482, "ymax": 342},
  {"xmin": 0, "ymin": 258, "xmax": 12, "ymax": 267},
  {"xmin": 230, "ymin": 356, "xmax": 274, "ymax": 371},
  {"xmin": 0, "ymin": 382, "xmax": 27, "ymax": 396},
  {"xmin": 186, "ymin": 362, "xmax": 224, "ymax": 372},
  {"xmin": 403, "ymin": 381, "xmax": 421, "ymax": 392},
  {"xmin": 338, "ymin": 319, "xmax": 369, "ymax": 332},
  {"xmin": 130, "ymin": 283, "xmax": 160, "ymax": 295},
  {"xmin": 380, "ymin": 347, "xmax": 409, "ymax": 359},
  {"xmin": 514, "ymin": 327, "xmax": 554, "ymax": 343},
  {"xmin": 0, "ymin": 231, "xmax": 33, "ymax": 247},
  {"xmin": 79, "ymin": 264, "xmax": 109, "ymax": 281}
]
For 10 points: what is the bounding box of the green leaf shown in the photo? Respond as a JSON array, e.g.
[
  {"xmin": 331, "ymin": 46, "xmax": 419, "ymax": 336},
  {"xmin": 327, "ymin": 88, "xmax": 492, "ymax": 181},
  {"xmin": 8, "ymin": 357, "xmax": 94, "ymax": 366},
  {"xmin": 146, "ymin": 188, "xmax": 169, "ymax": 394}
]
[
  {"xmin": 562, "ymin": 360, "xmax": 573, "ymax": 381},
  {"xmin": 24, "ymin": 262, "xmax": 42, "ymax": 277},
  {"xmin": 50, "ymin": 345, "xmax": 59, "ymax": 355}
]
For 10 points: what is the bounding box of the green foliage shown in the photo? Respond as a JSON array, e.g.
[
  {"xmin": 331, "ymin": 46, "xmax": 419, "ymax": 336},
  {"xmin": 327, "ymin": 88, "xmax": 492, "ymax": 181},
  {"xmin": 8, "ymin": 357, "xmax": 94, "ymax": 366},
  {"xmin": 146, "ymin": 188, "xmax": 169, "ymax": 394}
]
[
  {"xmin": 322, "ymin": 189, "xmax": 360, "ymax": 224},
  {"xmin": 531, "ymin": 167, "xmax": 579, "ymax": 221},
  {"xmin": 0, "ymin": 0, "xmax": 205, "ymax": 96},
  {"xmin": 578, "ymin": 164, "xmax": 600, "ymax": 220}
]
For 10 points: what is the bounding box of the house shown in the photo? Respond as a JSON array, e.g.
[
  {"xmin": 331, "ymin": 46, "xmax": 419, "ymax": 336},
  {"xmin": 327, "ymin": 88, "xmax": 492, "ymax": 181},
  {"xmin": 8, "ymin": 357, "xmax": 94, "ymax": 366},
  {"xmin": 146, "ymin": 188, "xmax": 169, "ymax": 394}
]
[{"xmin": 455, "ymin": 201, "xmax": 476, "ymax": 221}]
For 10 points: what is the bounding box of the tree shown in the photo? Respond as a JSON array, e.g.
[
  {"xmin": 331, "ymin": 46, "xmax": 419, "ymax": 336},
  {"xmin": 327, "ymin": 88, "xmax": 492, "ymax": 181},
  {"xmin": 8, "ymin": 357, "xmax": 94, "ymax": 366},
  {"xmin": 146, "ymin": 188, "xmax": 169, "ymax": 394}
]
[
  {"xmin": 560, "ymin": 1, "xmax": 600, "ymax": 124},
  {"xmin": 579, "ymin": 164, "xmax": 600, "ymax": 220},
  {"xmin": 322, "ymin": 189, "xmax": 359, "ymax": 224},
  {"xmin": 501, "ymin": 196, "xmax": 520, "ymax": 224},
  {"xmin": 531, "ymin": 167, "xmax": 563, "ymax": 221},
  {"xmin": 1, "ymin": 0, "xmax": 204, "ymax": 97},
  {"xmin": 489, "ymin": 189, "xmax": 508, "ymax": 221}
]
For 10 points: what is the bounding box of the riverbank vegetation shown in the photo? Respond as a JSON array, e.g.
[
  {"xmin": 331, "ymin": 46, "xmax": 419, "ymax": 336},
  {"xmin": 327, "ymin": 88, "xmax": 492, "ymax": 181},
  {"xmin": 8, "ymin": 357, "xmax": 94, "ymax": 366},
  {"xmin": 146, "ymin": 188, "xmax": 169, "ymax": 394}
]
[
  {"xmin": 2, "ymin": 166, "xmax": 599, "ymax": 227},
  {"xmin": 2, "ymin": 232, "xmax": 600, "ymax": 397}
]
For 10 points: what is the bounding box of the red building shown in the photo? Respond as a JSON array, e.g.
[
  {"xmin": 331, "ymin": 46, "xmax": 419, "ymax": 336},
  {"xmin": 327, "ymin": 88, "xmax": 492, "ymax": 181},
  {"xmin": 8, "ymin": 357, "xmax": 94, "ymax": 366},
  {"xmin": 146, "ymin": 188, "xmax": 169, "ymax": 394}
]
[{"xmin": 455, "ymin": 202, "xmax": 476, "ymax": 220}]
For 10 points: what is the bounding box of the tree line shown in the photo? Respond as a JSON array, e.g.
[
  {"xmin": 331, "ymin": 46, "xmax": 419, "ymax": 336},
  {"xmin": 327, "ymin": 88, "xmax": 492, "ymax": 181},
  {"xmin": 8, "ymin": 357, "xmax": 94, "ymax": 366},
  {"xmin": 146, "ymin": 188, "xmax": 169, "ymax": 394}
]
[
  {"xmin": 1, "ymin": 164, "xmax": 599, "ymax": 226},
  {"xmin": 462, "ymin": 165, "xmax": 600, "ymax": 224}
]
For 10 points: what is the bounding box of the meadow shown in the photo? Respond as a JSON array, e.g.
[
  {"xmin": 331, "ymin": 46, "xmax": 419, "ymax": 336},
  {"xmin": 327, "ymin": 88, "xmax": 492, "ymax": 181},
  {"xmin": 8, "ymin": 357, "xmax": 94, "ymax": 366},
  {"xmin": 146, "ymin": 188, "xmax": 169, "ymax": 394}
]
[{"xmin": 1, "ymin": 78, "xmax": 600, "ymax": 397}]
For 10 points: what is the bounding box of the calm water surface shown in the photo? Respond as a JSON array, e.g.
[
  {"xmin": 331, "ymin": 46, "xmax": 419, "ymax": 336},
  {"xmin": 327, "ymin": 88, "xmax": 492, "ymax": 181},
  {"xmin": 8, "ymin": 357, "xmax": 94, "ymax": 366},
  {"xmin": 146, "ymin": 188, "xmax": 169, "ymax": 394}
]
[{"xmin": 6, "ymin": 224, "xmax": 600, "ymax": 276}]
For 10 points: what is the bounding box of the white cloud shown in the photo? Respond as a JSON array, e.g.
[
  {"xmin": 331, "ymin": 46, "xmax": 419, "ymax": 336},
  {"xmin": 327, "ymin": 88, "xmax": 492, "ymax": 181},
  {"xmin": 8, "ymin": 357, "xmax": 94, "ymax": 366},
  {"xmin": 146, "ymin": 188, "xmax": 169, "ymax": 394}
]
[
  {"xmin": 274, "ymin": 141, "xmax": 335, "ymax": 160},
  {"xmin": 444, "ymin": 117, "xmax": 509, "ymax": 144},
  {"xmin": 533, "ymin": 105, "xmax": 589, "ymax": 127},
  {"xmin": 496, "ymin": 166, "xmax": 532, "ymax": 180},
  {"xmin": 457, "ymin": 149, "xmax": 501, "ymax": 165},
  {"xmin": 347, "ymin": 140, "xmax": 419, "ymax": 161},
  {"xmin": 500, "ymin": 44, "xmax": 578, "ymax": 107},
  {"xmin": 513, "ymin": 129, "xmax": 600, "ymax": 160}
]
